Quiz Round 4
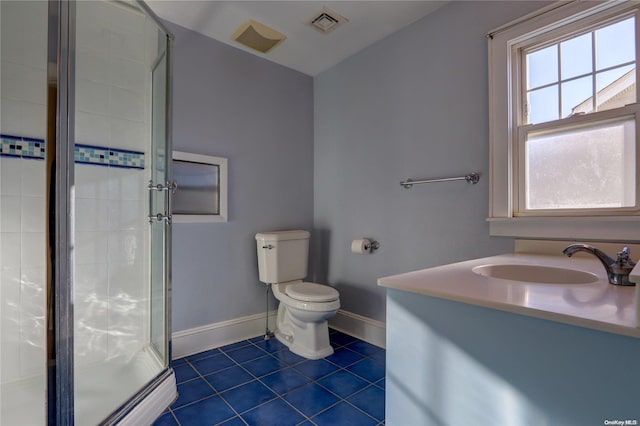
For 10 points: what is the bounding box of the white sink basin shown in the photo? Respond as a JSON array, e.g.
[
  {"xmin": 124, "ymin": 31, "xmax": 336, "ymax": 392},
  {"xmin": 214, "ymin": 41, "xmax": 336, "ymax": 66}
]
[{"xmin": 472, "ymin": 264, "xmax": 600, "ymax": 284}]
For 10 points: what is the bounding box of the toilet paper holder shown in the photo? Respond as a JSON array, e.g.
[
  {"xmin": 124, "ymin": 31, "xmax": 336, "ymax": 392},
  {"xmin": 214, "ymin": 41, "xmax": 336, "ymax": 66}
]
[
  {"xmin": 352, "ymin": 238, "xmax": 380, "ymax": 254},
  {"xmin": 365, "ymin": 240, "xmax": 380, "ymax": 252}
]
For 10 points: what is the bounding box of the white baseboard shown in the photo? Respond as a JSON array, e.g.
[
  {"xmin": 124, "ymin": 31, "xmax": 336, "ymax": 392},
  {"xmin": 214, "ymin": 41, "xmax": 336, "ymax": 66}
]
[
  {"xmin": 329, "ymin": 309, "xmax": 386, "ymax": 349},
  {"xmin": 171, "ymin": 309, "xmax": 386, "ymax": 359},
  {"xmin": 172, "ymin": 310, "xmax": 278, "ymax": 359},
  {"xmin": 117, "ymin": 372, "xmax": 176, "ymax": 426}
]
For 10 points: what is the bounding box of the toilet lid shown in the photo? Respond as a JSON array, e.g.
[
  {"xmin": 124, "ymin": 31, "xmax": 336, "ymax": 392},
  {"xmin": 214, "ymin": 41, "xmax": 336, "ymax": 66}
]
[{"xmin": 285, "ymin": 282, "xmax": 339, "ymax": 302}]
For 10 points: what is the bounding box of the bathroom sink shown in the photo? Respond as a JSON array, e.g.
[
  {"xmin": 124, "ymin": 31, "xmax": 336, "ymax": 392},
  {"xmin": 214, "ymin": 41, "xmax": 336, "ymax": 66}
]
[{"xmin": 472, "ymin": 264, "xmax": 600, "ymax": 284}]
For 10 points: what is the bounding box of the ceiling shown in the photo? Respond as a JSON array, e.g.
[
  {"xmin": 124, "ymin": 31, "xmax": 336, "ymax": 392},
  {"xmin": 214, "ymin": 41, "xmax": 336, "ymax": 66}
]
[{"xmin": 146, "ymin": 1, "xmax": 448, "ymax": 76}]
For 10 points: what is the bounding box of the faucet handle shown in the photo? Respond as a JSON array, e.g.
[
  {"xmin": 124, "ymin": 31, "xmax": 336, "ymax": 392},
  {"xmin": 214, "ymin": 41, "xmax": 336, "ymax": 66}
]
[
  {"xmin": 616, "ymin": 247, "xmax": 635, "ymax": 267},
  {"xmin": 617, "ymin": 246, "xmax": 630, "ymax": 259}
]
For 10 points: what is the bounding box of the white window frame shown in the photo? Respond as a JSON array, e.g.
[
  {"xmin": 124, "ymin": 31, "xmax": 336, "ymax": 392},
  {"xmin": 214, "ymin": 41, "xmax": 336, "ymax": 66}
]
[{"xmin": 488, "ymin": 1, "xmax": 640, "ymax": 241}]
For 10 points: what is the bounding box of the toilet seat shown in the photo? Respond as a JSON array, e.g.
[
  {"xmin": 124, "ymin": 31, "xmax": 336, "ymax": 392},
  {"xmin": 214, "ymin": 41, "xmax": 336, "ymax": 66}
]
[
  {"xmin": 272, "ymin": 282, "xmax": 340, "ymax": 313},
  {"xmin": 285, "ymin": 282, "xmax": 339, "ymax": 302}
]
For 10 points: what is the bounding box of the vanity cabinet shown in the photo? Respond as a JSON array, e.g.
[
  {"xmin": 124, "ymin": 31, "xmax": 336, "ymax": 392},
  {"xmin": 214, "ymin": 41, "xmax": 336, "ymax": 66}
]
[{"xmin": 384, "ymin": 288, "xmax": 640, "ymax": 426}]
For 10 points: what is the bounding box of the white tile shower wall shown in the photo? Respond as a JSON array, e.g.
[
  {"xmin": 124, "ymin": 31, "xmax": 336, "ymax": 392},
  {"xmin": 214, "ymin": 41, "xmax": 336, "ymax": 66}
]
[
  {"xmin": 0, "ymin": 1, "xmax": 47, "ymax": 140},
  {"xmin": 0, "ymin": 0, "xmax": 48, "ymax": 384},
  {"xmin": 0, "ymin": 159, "xmax": 46, "ymax": 379},
  {"xmin": 0, "ymin": 157, "xmax": 46, "ymax": 381},
  {"xmin": 0, "ymin": 268, "xmax": 21, "ymax": 383},
  {"xmin": 75, "ymin": 1, "xmax": 150, "ymax": 153},
  {"xmin": 74, "ymin": 166, "xmax": 148, "ymax": 364}
]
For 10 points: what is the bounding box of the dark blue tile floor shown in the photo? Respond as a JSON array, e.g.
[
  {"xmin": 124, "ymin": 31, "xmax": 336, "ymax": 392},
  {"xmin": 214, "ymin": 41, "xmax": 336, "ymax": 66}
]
[{"xmin": 154, "ymin": 329, "xmax": 385, "ymax": 426}]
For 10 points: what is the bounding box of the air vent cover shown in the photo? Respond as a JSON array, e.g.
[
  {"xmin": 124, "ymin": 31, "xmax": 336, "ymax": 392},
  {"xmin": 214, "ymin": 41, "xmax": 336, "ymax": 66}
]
[
  {"xmin": 309, "ymin": 6, "xmax": 348, "ymax": 34},
  {"xmin": 231, "ymin": 20, "xmax": 286, "ymax": 54}
]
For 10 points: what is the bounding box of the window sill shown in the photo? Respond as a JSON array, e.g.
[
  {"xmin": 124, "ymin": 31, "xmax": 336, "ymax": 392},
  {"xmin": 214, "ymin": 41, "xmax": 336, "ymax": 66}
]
[
  {"xmin": 488, "ymin": 216, "xmax": 640, "ymax": 241},
  {"xmin": 172, "ymin": 214, "xmax": 227, "ymax": 223}
]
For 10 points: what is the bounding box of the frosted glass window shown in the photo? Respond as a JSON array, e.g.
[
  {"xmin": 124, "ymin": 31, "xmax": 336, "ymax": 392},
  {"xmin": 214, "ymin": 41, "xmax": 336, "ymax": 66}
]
[
  {"xmin": 171, "ymin": 151, "xmax": 228, "ymax": 223},
  {"xmin": 172, "ymin": 160, "xmax": 220, "ymax": 215},
  {"xmin": 489, "ymin": 1, "xmax": 640, "ymax": 240},
  {"xmin": 525, "ymin": 118, "xmax": 635, "ymax": 210}
]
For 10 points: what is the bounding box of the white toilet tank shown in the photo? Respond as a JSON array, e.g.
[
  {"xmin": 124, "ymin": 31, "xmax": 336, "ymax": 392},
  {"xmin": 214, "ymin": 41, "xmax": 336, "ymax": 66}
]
[{"xmin": 255, "ymin": 230, "xmax": 310, "ymax": 284}]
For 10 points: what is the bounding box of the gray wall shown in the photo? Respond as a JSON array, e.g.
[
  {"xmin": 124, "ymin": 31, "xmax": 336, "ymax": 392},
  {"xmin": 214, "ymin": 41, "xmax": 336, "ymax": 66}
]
[
  {"xmin": 168, "ymin": 22, "xmax": 314, "ymax": 331},
  {"xmin": 168, "ymin": 1, "xmax": 553, "ymax": 332},
  {"xmin": 312, "ymin": 1, "xmax": 548, "ymax": 322}
]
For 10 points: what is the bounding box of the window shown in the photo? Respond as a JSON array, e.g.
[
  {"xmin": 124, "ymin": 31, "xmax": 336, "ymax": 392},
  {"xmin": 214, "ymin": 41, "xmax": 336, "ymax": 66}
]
[
  {"xmin": 171, "ymin": 151, "xmax": 228, "ymax": 223},
  {"xmin": 488, "ymin": 2, "xmax": 640, "ymax": 240},
  {"xmin": 524, "ymin": 17, "xmax": 636, "ymax": 124}
]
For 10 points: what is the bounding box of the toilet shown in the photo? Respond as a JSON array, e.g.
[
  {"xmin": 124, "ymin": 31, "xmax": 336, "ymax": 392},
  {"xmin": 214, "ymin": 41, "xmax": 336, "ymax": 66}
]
[{"xmin": 255, "ymin": 230, "xmax": 340, "ymax": 359}]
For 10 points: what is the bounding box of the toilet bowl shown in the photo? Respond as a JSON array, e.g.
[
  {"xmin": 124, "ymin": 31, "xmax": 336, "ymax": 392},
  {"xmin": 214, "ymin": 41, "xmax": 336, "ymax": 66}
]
[
  {"xmin": 256, "ymin": 230, "xmax": 341, "ymax": 359},
  {"xmin": 271, "ymin": 281, "xmax": 340, "ymax": 359}
]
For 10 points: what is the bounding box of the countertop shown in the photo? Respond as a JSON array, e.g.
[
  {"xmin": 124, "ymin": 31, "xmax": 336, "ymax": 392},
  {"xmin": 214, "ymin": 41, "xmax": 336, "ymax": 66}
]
[{"xmin": 378, "ymin": 253, "xmax": 640, "ymax": 338}]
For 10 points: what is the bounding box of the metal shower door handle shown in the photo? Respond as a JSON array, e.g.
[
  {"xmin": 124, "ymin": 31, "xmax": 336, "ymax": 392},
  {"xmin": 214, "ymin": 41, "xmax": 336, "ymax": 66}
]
[
  {"xmin": 148, "ymin": 213, "xmax": 172, "ymax": 224},
  {"xmin": 166, "ymin": 180, "xmax": 177, "ymax": 223},
  {"xmin": 148, "ymin": 180, "xmax": 177, "ymax": 225}
]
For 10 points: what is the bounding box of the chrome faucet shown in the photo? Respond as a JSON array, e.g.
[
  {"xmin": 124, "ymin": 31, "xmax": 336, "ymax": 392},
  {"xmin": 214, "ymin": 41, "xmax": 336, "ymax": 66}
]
[{"xmin": 562, "ymin": 244, "xmax": 636, "ymax": 286}]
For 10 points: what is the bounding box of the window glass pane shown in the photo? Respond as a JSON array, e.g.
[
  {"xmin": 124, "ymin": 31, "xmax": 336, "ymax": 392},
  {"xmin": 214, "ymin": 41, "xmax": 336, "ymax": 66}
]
[
  {"xmin": 172, "ymin": 160, "xmax": 220, "ymax": 215},
  {"xmin": 528, "ymin": 85, "xmax": 559, "ymax": 123},
  {"xmin": 597, "ymin": 64, "xmax": 635, "ymax": 90},
  {"xmin": 527, "ymin": 45, "xmax": 558, "ymax": 89},
  {"xmin": 561, "ymin": 75, "xmax": 592, "ymax": 118},
  {"xmin": 525, "ymin": 118, "xmax": 636, "ymax": 210},
  {"xmin": 595, "ymin": 17, "xmax": 635, "ymax": 71},
  {"xmin": 594, "ymin": 65, "xmax": 636, "ymax": 112},
  {"xmin": 561, "ymin": 33, "xmax": 592, "ymax": 80}
]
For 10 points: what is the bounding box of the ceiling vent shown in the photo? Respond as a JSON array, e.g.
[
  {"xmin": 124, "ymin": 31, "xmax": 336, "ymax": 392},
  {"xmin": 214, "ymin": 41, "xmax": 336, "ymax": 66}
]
[
  {"xmin": 309, "ymin": 6, "xmax": 348, "ymax": 34},
  {"xmin": 231, "ymin": 20, "xmax": 287, "ymax": 54}
]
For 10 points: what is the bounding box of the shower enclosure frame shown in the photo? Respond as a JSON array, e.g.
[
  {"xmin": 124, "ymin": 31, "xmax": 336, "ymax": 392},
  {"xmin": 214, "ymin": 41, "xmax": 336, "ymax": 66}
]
[
  {"xmin": 46, "ymin": 0, "xmax": 75, "ymax": 423},
  {"xmin": 44, "ymin": 1, "xmax": 176, "ymax": 424}
]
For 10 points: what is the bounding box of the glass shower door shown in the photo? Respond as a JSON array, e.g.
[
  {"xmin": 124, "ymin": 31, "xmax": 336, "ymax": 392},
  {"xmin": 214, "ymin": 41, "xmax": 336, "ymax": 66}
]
[
  {"xmin": 1, "ymin": 0, "xmax": 173, "ymax": 424},
  {"xmin": 73, "ymin": 1, "xmax": 172, "ymax": 423},
  {"xmin": 150, "ymin": 49, "xmax": 170, "ymax": 362}
]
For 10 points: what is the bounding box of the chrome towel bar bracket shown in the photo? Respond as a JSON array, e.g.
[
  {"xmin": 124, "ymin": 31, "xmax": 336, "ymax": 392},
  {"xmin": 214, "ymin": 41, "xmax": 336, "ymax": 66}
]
[{"xmin": 400, "ymin": 172, "xmax": 480, "ymax": 189}]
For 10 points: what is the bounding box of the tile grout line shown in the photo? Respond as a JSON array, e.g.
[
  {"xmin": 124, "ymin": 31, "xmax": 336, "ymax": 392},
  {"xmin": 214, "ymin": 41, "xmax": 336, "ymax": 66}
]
[
  {"xmin": 306, "ymin": 380, "xmax": 382, "ymax": 424},
  {"xmin": 342, "ymin": 384, "xmax": 386, "ymax": 424},
  {"xmin": 194, "ymin": 350, "xmax": 247, "ymax": 423},
  {"xmin": 218, "ymin": 336, "xmax": 352, "ymax": 423},
  {"xmin": 212, "ymin": 341, "xmax": 302, "ymax": 423},
  {"xmin": 220, "ymin": 341, "xmax": 313, "ymax": 424},
  {"xmin": 257, "ymin": 342, "xmax": 380, "ymax": 423},
  {"xmin": 173, "ymin": 350, "xmax": 247, "ymax": 424}
]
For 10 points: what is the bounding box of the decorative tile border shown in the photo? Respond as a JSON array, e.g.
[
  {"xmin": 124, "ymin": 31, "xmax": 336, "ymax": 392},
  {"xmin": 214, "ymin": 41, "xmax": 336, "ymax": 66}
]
[
  {"xmin": 75, "ymin": 144, "xmax": 145, "ymax": 169},
  {"xmin": 0, "ymin": 135, "xmax": 144, "ymax": 169},
  {"xmin": 75, "ymin": 144, "xmax": 110, "ymax": 166},
  {"xmin": 105, "ymin": 147, "xmax": 145, "ymax": 169},
  {"xmin": 0, "ymin": 134, "xmax": 45, "ymax": 159}
]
